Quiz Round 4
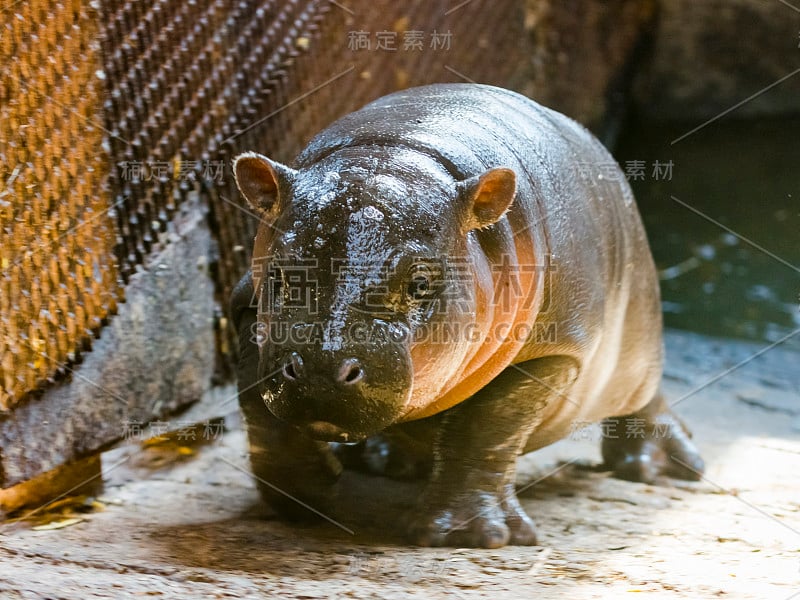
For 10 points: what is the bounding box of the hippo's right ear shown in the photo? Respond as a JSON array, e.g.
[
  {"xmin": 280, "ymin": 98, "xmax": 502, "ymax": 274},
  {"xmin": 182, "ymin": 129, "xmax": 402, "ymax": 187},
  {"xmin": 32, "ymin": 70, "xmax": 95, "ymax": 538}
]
[
  {"xmin": 232, "ymin": 152, "xmax": 297, "ymax": 218},
  {"xmin": 457, "ymin": 167, "xmax": 517, "ymax": 231}
]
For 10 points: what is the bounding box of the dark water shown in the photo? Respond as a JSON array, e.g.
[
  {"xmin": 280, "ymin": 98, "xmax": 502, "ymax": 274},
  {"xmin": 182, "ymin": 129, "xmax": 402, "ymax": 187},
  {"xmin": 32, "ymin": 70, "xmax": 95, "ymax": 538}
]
[{"xmin": 614, "ymin": 116, "xmax": 800, "ymax": 343}]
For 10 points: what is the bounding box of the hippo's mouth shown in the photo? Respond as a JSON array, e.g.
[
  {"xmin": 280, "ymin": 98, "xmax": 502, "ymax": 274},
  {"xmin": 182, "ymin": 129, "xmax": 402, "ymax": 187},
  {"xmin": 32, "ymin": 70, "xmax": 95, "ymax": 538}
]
[{"xmin": 298, "ymin": 420, "xmax": 365, "ymax": 443}]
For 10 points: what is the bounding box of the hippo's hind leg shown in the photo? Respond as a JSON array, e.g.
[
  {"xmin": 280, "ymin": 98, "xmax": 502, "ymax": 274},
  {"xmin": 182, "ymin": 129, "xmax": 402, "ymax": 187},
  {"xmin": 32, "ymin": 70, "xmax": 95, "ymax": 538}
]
[
  {"xmin": 232, "ymin": 274, "xmax": 341, "ymax": 520},
  {"xmin": 601, "ymin": 391, "xmax": 705, "ymax": 483},
  {"xmin": 410, "ymin": 355, "xmax": 578, "ymax": 548}
]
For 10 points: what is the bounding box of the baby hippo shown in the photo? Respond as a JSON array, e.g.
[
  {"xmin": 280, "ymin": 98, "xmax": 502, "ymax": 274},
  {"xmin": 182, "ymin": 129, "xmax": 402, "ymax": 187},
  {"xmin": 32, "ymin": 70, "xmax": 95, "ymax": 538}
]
[{"xmin": 230, "ymin": 83, "xmax": 704, "ymax": 548}]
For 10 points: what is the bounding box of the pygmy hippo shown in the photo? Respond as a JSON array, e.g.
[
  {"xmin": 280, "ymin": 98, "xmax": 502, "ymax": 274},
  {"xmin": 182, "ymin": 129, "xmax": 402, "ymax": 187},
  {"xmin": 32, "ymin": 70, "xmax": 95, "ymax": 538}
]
[{"xmin": 230, "ymin": 83, "xmax": 705, "ymax": 548}]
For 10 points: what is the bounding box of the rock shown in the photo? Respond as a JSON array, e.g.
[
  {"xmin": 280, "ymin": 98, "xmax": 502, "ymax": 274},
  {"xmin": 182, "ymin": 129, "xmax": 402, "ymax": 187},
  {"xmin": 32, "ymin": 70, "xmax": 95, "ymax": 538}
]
[
  {"xmin": 634, "ymin": 0, "xmax": 800, "ymax": 120},
  {"xmin": 524, "ymin": 0, "xmax": 658, "ymax": 142}
]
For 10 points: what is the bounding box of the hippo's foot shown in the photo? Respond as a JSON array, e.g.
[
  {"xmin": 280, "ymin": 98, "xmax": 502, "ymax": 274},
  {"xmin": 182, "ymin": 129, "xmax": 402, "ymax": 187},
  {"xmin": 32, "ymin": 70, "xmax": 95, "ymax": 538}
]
[
  {"xmin": 601, "ymin": 392, "xmax": 705, "ymax": 484},
  {"xmin": 410, "ymin": 483, "xmax": 537, "ymax": 548},
  {"xmin": 407, "ymin": 355, "xmax": 576, "ymax": 548},
  {"xmin": 248, "ymin": 433, "xmax": 343, "ymax": 521},
  {"xmin": 333, "ymin": 429, "xmax": 433, "ymax": 480},
  {"xmin": 234, "ymin": 302, "xmax": 342, "ymax": 522},
  {"xmin": 251, "ymin": 463, "xmax": 340, "ymax": 522}
]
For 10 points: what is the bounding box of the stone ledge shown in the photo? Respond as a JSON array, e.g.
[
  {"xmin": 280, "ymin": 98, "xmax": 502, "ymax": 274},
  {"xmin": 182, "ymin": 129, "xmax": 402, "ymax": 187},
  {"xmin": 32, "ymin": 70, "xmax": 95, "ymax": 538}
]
[
  {"xmin": 0, "ymin": 455, "xmax": 102, "ymax": 516},
  {"xmin": 0, "ymin": 195, "xmax": 216, "ymax": 488}
]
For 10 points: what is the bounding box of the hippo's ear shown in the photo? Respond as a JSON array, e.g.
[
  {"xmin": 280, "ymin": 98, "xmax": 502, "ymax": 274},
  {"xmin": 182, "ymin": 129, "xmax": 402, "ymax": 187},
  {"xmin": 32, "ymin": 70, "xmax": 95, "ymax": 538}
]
[
  {"xmin": 457, "ymin": 167, "xmax": 517, "ymax": 231},
  {"xmin": 232, "ymin": 152, "xmax": 297, "ymax": 217}
]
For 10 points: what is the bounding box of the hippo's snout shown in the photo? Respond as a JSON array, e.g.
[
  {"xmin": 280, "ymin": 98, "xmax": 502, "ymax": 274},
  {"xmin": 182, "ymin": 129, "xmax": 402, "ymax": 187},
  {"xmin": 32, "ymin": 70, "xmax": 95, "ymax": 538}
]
[
  {"xmin": 280, "ymin": 352, "xmax": 364, "ymax": 387},
  {"xmin": 261, "ymin": 329, "xmax": 413, "ymax": 441},
  {"xmin": 336, "ymin": 358, "xmax": 365, "ymax": 385},
  {"xmin": 280, "ymin": 352, "xmax": 304, "ymax": 381}
]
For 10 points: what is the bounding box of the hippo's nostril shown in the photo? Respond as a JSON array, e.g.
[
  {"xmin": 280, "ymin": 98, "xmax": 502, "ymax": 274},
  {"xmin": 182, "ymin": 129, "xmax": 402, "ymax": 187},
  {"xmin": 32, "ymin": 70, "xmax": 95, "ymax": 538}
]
[
  {"xmin": 337, "ymin": 358, "xmax": 364, "ymax": 385},
  {"xmin": 282, "ymin": 352, "xmax": 303, "ymax": 381}
]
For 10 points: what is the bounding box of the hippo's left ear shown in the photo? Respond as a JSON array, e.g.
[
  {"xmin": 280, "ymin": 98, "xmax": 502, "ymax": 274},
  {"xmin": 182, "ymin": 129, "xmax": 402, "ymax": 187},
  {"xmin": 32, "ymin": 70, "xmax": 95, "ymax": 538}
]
[
  {"xmin": 457, "ymin": 167, "xmax": 517, "ymax": 231},
  {"xmin": 232, "ymin": 152, "xmax": 297, "ymax": 218}
]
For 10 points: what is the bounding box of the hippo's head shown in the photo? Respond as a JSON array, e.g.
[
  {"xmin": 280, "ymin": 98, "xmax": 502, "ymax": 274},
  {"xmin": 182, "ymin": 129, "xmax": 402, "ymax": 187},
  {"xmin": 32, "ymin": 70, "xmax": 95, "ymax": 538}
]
[{"xmin": 233, "ymin": 147, "xmax": 516, "ymax": 443}]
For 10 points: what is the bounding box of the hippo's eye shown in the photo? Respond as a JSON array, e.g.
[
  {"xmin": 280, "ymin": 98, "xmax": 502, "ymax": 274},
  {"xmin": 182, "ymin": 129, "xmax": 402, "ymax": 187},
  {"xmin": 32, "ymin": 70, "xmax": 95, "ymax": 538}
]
[
  {"xmin": 406, "ymin": 274, "xmax": 431, "ymax": 300},
  {"xmin": 405, "ymin": 263, "xmax": 439, "ymax": 301}
]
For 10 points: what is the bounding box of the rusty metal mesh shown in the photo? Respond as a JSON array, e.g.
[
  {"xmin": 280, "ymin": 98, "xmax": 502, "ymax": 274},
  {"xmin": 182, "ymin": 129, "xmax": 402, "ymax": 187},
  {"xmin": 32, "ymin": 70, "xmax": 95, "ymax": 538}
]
[
  {"xmin": 0, "ymin": 0, "xmax": 120, "ymax": 410},
  {"xmin": 205, "ymin": 0, "xmax": 533, "ymax": 363},
  {"xmin": 1, "ymin": 0, "xmax": 532, "ymax": 409}
]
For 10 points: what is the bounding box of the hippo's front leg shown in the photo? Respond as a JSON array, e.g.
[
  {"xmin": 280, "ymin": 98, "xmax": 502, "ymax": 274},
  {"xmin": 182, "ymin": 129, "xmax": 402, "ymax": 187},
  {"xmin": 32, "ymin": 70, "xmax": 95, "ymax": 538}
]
[
  {"xmin": 410, "ymin": 355, "xmax": 579, "ymax": 548},
  {"xmin": 232, "ymin": 274, "xmax": 342, "ymax": 519}
]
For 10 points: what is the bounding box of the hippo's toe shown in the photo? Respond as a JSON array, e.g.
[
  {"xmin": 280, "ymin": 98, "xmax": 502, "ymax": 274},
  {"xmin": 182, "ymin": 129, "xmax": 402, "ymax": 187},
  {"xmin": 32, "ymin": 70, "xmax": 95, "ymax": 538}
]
[{"xmin": 409, "ymin": 488, "xmax": 538, "ymax": 548}]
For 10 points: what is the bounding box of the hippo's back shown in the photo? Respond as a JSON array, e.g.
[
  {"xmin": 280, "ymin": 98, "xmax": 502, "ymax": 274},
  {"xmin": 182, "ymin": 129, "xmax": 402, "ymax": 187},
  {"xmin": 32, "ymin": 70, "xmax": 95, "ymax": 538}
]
[
  {"xmin": 299, "ymin": 85, "xmax": 649, "ymax": 334},
  {"xmin": 298, "ymin": 84, "xmax": 596, "ymax": 183}
]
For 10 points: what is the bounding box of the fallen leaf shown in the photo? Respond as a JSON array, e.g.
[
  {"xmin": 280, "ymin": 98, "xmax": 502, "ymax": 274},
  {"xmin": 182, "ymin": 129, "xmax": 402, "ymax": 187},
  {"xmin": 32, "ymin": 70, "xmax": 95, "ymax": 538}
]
[{"xmin": 33, "ymin": 517, "xmax": 84, "ymax": 531}]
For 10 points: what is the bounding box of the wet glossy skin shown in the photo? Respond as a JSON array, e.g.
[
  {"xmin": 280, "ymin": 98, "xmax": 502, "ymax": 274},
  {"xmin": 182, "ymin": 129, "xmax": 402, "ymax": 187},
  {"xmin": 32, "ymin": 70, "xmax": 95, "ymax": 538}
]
[
  {"xmin": 247, "ymin": 146, "xmax": 488, "ymax": 441},
  {"xmin": 231, "ymin": 83, "xmax": 705, "ymax": 547}
]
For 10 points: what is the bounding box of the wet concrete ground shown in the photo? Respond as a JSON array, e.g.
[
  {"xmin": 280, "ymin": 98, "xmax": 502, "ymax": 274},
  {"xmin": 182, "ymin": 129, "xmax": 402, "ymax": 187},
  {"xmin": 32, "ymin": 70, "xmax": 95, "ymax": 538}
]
[{"xmin": 0, "ymin": 329, "xmax": 798, "ymax": 599}]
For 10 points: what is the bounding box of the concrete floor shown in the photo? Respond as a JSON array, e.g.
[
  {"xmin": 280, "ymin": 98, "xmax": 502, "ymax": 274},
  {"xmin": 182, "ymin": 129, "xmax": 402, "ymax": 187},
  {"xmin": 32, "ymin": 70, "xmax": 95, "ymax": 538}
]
[{"xmin": 0, "ymin": 329, "xmax": 798, "ymax": 599}]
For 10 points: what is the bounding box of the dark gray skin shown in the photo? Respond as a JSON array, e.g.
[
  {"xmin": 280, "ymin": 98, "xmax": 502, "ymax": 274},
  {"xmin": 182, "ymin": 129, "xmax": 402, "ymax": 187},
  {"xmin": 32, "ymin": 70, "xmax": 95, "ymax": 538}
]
[{"xmin": 230, "ymin": 83, "xmax": 705, "ymax": 548}]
